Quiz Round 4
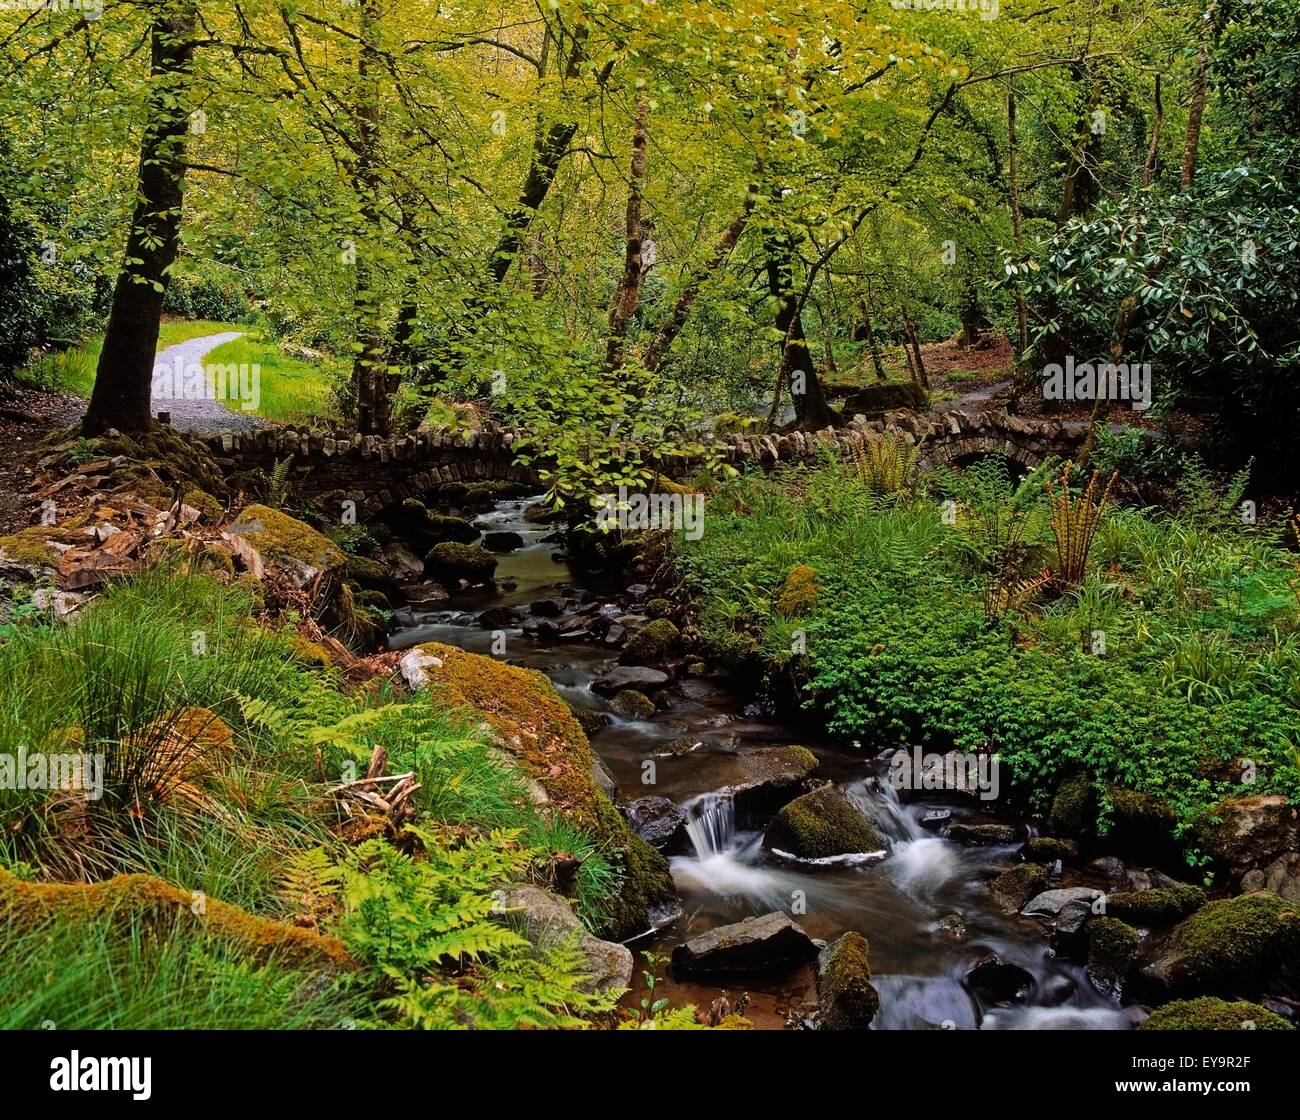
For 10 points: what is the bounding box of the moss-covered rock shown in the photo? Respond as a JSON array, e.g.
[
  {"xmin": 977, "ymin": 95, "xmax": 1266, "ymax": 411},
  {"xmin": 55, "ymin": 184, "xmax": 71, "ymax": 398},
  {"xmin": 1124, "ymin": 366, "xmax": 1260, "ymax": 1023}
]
[
  {"xmin": 646, "ymin": 598, "xmax": 673, "ymax": 619},
  {"xmin": 776, "ymin": 564, "xmax": 818, "ymax": 617},
  {"xmin": 1138, "ymin": 997, "xmax": 1293, "ymax": 1031},
  {"xmin": 0, "ymin": 525, "xmax": 84, "ymax": 569},
  {"xmin": 423, "ymin": 542, "xmax": 497, "ymax": 584},
  {"xmin": 1108, "ymin": 788, "xmax": 1179, "ymax": 860},
  {"xmin": 1195, "ymin": 795, "xmax": 1299, "ymax": 875},
  {"xmin": 1104, "ymin": 885, "xmax": 1206, "ymax": 925},
  {"xmin": 1023, "ymin": 836, "xmax": 1080, "ymax": 863},
  {"xmin": 182, "ymin": 488, "xmax": 224, "ymax": 522},
  {"xmin": 610, "ymin": 689, "xmax": 656, "ymax": 720},
  {"xmin": 622, "ymin": 618, "xmax": 680, "ymax": 666},
  {"xmin": 991, "ymin": 863, "xmax": 1049, "ymax": 912},
  {"xmin": 765, "ymin": 784, "xmax": 885, "ymax": 859},
  {"xmin": 816, "ymin": 931, "xmax": 880, "ymax": 1029},
  {"xmin": 288, "ymin": 634, "xmax": 333, "ymax": 669},
  {"xmin": 345, "ymin": 553, "xmax": 390, "ymax": 589},
  {"xmin": 1138, "ymin": 890, "xmax": 1300, "ymax": 998},
  {"xmin": 1050, "ymin": 772, "xmax": 1097, "ymax": 841},
  {"xmin": 227, "ymin": 504, "xmax": 345, "ymax": 582},
  {"xmin": 1086, "ymin": 916, "xmax": 1140, "ymax": 997},
  {"xmin": 401, "ymin": 643, "xmax": 676, "ymax": 939},
  {"xmin": 0, "ymin": 868, "xmax": 351, "ymax": 971},
  {"xmin": 356, "ymin": 589, "xmax": 391, "ymax": 612}
]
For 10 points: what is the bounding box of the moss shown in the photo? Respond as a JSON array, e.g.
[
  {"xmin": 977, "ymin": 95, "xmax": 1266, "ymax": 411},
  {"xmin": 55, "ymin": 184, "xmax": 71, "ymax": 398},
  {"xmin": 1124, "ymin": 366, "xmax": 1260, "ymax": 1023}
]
[
  {"xmin": 182, "ymin": 488, "xmax": 223, "ymax": 522},
  {"xmin": 1147, "ymin": 891, "xmax": 1300, "ymax": 996},
  {"xmin": 818, "ymin": 931, "xmax": 880, "ymax": 1029},
  {"xmin": 0, "ymin": 526, "xmax": 84, "ymax": 568},
  {"xmin": 714, "ymin": 1014, "xmax": 755, "ymax": 1030},
  {"xmin": 1050, "ymin": 772, "xmax": 1097, "ymax": 841},
  {"xmin": 1138, "ymin": 997, "xmax": 1293, "ymax": 1031},
  {"xmin": 288, "ymin": 634, "xmax": 333, "ymax": 669},
  {"xmin": 229, "ymin": 504, "xmax": 345, "ymax": 572},
  {"xmin": 776, "ymin": 564, "xmax": 818, "ymax": 617},
  {"xmin": 345, "ymin": 553, "xmax": 389, "ymax": 587},
  {"xmin": 1023, "ymin": 836, "xmax": 1080, "ymax": 862},
  {"xmin": 765, "ymin": 784, "xmax": 884, "ymax": 859},
  {"xmin": 1086, "ymin": 916, "xmax": 1140, "ymax": 995},
  {"xmin": 0, "ymin": 868, "xmax": 351, "ymax": 971},
  {"xmin": 1105, "ymin": 885, "xmax": 1206, "ymax": 925},
  {"xmin": 424, "ymin": 542, "xmax": 497, "ymax": 583},
  {"xmin": 167, "ymin": 707, "xmax": 236, "ymax": 752},
  {"xmin": 197, "ymin": 543, "xmax": 235, "ymax": 575},
  {"xmin": 622, "ymin": 619, "xmax": 680, "ymax": 666},
  {"xmin": 410, "ymin": 643, "xmax": 675, "ymax": 939},
  {"xmin": 610, "ymin": 690, "xmax": 656, "ymax": 720},
  {"xmin": 356, "ymin": 589, "xmax": 391, "ymax": 612},
  {"xmin": 990, "ymin": 863, "xmax": 1049, "ymax": 912},
  {"xmin": 646, "ymin": 598, "xmax": 673, "ymax": 619}
]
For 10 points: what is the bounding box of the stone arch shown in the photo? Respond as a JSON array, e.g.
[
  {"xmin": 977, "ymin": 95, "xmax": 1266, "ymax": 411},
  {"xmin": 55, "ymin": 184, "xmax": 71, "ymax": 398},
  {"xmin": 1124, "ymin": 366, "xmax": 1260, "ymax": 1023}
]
[{"xmin": 915, "ymin": 435, "xmax": 1046, "ymax": 474}]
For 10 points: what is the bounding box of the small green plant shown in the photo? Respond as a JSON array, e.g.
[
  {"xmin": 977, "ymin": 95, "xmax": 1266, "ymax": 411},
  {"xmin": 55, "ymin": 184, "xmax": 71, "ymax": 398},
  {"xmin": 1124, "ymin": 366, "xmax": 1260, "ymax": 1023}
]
[
  {"xmin": 636, "ymin": 950, "xmax": 673, "ymax": 1024},
  {"xmin": 851, "ymin": 432, "xmax": 918, "ymax": 495},
  {"xmin": 267, "ymin": 455, "xmax": 294, "ymax": 509}
]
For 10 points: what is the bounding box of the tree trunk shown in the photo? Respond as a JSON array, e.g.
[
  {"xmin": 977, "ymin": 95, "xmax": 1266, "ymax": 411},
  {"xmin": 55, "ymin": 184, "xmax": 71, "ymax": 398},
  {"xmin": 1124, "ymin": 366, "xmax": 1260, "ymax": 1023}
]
[
  {"xmin": 605, "ymin": 100, "xmax": 649, "ymax": 371},
  {"xmin": 765, "ymin": 233, "xmax": 838, "ymax": 430},
  {"xmin": 859, "ymin": 299, "xmax": 887, "ymax": 382},
  {"xmin": 1142, "ymin": 73, "xmax": 1164, "ymax": 188},
  {"xmin": 1181, "ymin": 8, "xmax": 1216, "ymax": 190},
  {"xmin": 83, "ymin": 3, "xmax": 197, "ymax": 436},
  {"xmin": 350, "ymin": 0, "xmax": 391, "ymax": 435},
  {"xmin": 900, "ymin": 301, "xmax": 928, "ymax": 391}
]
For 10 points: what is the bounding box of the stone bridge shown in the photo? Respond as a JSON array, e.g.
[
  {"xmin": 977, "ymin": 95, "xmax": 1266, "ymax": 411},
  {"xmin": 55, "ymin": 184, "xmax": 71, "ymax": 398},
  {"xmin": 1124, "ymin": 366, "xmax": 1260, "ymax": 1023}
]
[{"xmin": 196, "ymin": 409, "xmax": 1088, "ymax": 516}]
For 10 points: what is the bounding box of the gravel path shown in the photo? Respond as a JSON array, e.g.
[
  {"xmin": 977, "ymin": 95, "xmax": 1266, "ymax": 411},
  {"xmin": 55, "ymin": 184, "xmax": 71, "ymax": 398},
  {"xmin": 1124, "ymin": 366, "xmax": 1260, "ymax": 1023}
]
[{"xmin": 151, "ymin": 331, "xmax": 266, "ymax": 434}]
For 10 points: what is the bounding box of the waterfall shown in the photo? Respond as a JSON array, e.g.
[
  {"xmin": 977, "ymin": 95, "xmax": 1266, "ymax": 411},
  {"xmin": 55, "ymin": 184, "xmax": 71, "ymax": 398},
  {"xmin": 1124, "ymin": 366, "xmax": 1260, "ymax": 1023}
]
[{"xmin": 683, "ymin": 793, "xmax": 737, "ymax": 858}]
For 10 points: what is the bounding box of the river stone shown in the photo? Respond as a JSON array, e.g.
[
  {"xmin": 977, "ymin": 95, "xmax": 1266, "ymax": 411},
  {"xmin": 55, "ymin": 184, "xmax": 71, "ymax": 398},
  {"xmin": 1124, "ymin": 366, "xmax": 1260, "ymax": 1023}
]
[
  {"xmin": 707, "ymin": 745, "xmax": 820, "ymax": 820},
  {"xmin": 1136, "ymin": 890, "xmax": 1300, "ymax": 999},
  {"xmin": 990, "ymin": 864, "xmax": 1049, "ymax": 912},
  {"xmin": 529, "ymin": 596, "xmax": 566, "ymax": 617},
  {"xmin": 478, "ymin": 606, "xmax": 517, "ymax": 630},
  {"xmin": 1138, "ymin": 997, "xmax": 1294, "ymax": 1031},
  {"xmin": 424, "ymin": 542, "xmax": 497, "ymax": 583},
  {"xmin": 1086, "ymin": 917, "xmax": 1141, "ymax": 998},
  {"xmin": 935, "ymin": 914, "xmax": 968, "ymax": 943},
  {"xmin": 495, "ymin": 885, "xmax": 632, "ymax": 993},
  {"xmin": 1242, "ymin": 852, "xmax": 1300, "ymax": 905},
  {"xmin": 671, "ymin": 911, "xmax": 818, "ymax": 976},
  {"xmin": 610, "ymin": 689, "xmax": 656, "ymax": 720},
  {"xmin": 522, "ymin": 618, "xmax": 561, "ymax": 643},
  {"xmin": 1023, "ymin": 836, "xmax": 1080, "ymax": 863},
  {"xmin": 1196, "ymin": 794, "xmax": 1299, "ymax": 874},
  {"xmin": 946, "ymin": 822, "xmax": 1020, "ymax": 846},
  {"xmin": 592, "ymin": 665, "xmax": 670, "ymax": 695},
  {"xmin": 964, "ymin": 954, "xmax": 1035, "ymax": 1005},
  {"xmin": 920, "ymin": 809, "xmax": 952, "ymax": 831},
  {"xmin": 764, "ymin": 784, "xmax": 886, "ymax": 860},
  {"xmin": 482, "ymin": 530, "xmax": 525, "ymax": 552},
  {"xmin": 816, "ymin": 932, "xmax": 880, "ymax": 1030},
  {"xmin": 591, "ymin": 757, "xmax": 617, "ymax": 800},
  {"xmin": 623, "ymin": 796, "xmax": 688, "ymax": 852},
  {"xmin": 1022, "ymin": 887, "xmax": 1104, "ymax": 917}
]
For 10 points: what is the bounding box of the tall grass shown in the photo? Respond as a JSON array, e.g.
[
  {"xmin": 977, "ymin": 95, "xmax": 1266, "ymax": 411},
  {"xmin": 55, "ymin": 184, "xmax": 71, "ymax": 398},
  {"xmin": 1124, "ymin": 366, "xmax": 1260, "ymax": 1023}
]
[{"xmin": 202, "ymin": 330, "xmax": 340, "ymax": 422}]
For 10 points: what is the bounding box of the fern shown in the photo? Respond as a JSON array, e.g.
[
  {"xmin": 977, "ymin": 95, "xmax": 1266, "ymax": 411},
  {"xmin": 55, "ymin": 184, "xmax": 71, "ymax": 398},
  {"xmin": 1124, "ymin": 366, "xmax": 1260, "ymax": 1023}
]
[{"xmin": 268, "ymin": 454, "xmax": 294, "ymax": 509}]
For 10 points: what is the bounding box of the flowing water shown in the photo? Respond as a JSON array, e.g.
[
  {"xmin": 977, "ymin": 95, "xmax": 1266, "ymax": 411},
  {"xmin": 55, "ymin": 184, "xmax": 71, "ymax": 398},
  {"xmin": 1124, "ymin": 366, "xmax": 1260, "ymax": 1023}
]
[{"xmin": 390, "ymin": 497, "xmax": 1144, "ymax": 1030}]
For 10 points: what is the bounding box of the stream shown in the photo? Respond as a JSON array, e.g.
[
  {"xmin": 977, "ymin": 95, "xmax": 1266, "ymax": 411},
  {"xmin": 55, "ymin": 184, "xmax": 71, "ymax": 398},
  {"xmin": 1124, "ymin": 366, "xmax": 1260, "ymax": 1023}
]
[{"xmin": 389, "ymin": 496, "xmax": 1146, "ymax": 1030}]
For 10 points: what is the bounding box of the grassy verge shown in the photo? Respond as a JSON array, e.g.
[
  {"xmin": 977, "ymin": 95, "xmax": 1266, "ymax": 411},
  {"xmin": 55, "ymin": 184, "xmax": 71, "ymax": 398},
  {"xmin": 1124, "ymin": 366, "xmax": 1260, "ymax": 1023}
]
[
  {"xmin": 0, "ymin": 565, "xmax": 624, "ymax": 1028},
  {"xmin": 203, "ymin": 329, "xmax": 341, "ymax": 423},
  {"xmin": 675, "ymin": 453, "xmax": 1300, "ymax": 862}
]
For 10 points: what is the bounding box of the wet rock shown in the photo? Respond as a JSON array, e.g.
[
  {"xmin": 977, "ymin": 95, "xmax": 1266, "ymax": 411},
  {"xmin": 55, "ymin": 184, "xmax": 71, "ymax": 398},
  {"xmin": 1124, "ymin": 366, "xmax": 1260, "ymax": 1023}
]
[
  {"xmin": 1121, "ymin": 868, "xmax": 1182, "ymax": 892},
  {"xmin": 385, "ymin": 501, "xmax": 478, "ymax": 550},
  {"xmin": 529, "ymin": 597, "xmax": 566, "ymax": 617},
  {"xmin": 1050, "ymin": 898, "xmax": 1096, "ymax": 960},
  {"xmin": 380, "ymin": 541, "xmax": 424, "ymax": 581},
  {"xmin": 1088, "ymin": 856, "xmax": 1127, "ymax": 881},
  {"xmin": 1136, "ymin": 891, "xmax": 1300, "ymax": 999},
  {"xmin": 1086, "ymin": 917, "xmax": 1140, "ymax": 998},
  {"xmin": 1023, "ymin": 837, "xmax": 1080, "ymax": 863},
  {"xmin": 919, "ymin": 809, "xmax": 952, "ymax": 831},
  {"xmin": 707, "ymin": 745, "xmax": 820, "ymax": 821},
  {"xmin": 816, "ymin": 932, "xmax": 880, "ymax": 1030},
  {"xmin": 424, "ymin": 542, "xmax": 497, "ymax": 584},
  {"xmin": 592, "ymin": 665, "xmax": 670, "ymax": 696},
  {"xmin": 623, "ymin": 796, "xmax": 688, "ymax": 852},
  {"xmin": 482, "ymin": 530, "xmax": 525, "ymax": 553},
  {"xmin": 655, "ymin": 735, "xmax": 704, "ymax": 758},
  {"xmin": 1242, "ymin": 852, "xmax": 1300, "ymax": 905},
  {"xmin": 522, "ymin": 618, "xmax": 561, "ymax": 644},
  {"xmin": 1103, "ymin": 885, "xmax": 1206, "ymax": 925},
  {"xmin": 400, "ymin": 581, "xmax": 449, "ymax": 608},
  {"xmin": 566, "ymin": 704, "xmax": 606, "ymax": 738},
  {"xmin": 603, "ymin": 623, "xmax": 628, "ymax": 646},
  {"xmin": 935, "ymin": 914, "xmax": 968, "ymax": 943},
  {"xmin": 1109, "ymin": 788, "xmax": 1181, "ymax": 867},
  {"xmin": 622, "ymin": 618, "xmax": 680, "ymax": 666},
  {"xmin": 671, "ymin": 911, "xmax": 818, "ymax": 977},
  {"xmin": 964, "ymin": 954, "xmax": 1035, "ymax": 1005},
  {"xmin": 1022, "ymin": 887, "xmax": 1104, "ymax": 917},
  {"xmin": 626, "ymin": 583, "xmax": 650, "ymax": 599},
  {"xmin": 765, "ymin": 784, "xmax": 885, "ymax": 859},
  {"xmin": 591, "ymin": 757, "xmax": 617, "ymax": 800},
  {"xmin": 990, "ymin": 864, "xmax": 1049, "ymax": 912},
  {"xmin": 946, "ymin": 822, "xmax": 1019, "ymax": 846},
  {"xmin": 494, "ymin": 885, "xmax": 632, "ymax": 992},
  {"xmin": 610, "ymin": 689, "xmax": 656, "ymax": 720},
  {"xmin": 1139, "ymin": 997, "xmax": 1294, "ymax": 1031},
  {"xmin": 478, "ymin": 606, "xmax": 517, "ymax": 630},
  {"xmin": 1049, "ymin": 772, "xmax": 1097, "ymax": 842}
]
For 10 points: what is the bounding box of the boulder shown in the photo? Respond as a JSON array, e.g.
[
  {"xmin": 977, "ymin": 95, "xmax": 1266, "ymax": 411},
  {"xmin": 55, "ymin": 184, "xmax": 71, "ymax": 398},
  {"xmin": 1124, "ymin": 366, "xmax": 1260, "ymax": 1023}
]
[
  {"xmin": 816, "ymin": 932, "xmax": 880, "ymax": 1029},
  {"xmin": 1197, "ymin": 795, "xmax": 1299, "ymax": 877},
  {"xmin": 225, "ymin": 504, "xmax": 345, "ymax": 589},
  {"xmin": 990, "ymin": 864, "xmax": 1049, "ymax": 913},
  {"xmin": 671, "ymin": 912, "xmax": 818, "ymax": 976},
  {"xmin": 947, "ymin": 822, "xmax": 1019, "ymax": 846},
  {"xmin": 621, "ymin": 619, "xmax": 680, "ymax": 666},
  {"xmin": 964, "ymin": 954, "xmax": 1035, "ymax": 1005},
  {"xmin": 592, "ymin": 665, "xmax": 670, "ymax": 696},
  {"xmin": 1049, "ymin": 772, "xmax": 1097, "ymax": 841},
  {"xmin": 1086, "ymin": 917, "xmax": 1140, "ymax": 998},
  {"xmin": 764, "ymin": 784, "xmax": 885, "ymax": 859},
  {"xmin": 1242, "ymin": 852, "xmax": 1300, "ymax": 906},
  {"xmin": 477, "ymin": 606, "xmax": 517, "ymax": 630},
  {"xmin": 1138, "ymin": 997, "xmax": 1294, "ymax": 1031},
  {"xmin": 707, "ymin": 745, "xmax": 820, "ymax": 821},
  {"xmin": 1137, "ymin": 890, "xmax": 1300, "ymax": 999},
  {"xmin": 610, "ymin": 689, "xmax": 656, "ymax": 720},
  {"xmin": 424, "ymin": 542, "xmax": 497, "ymax": 584},
  {"xmin": 529, "ymin": 597, "xmax": 566, "ymax": 617},
  {"xmin": 1023, "ymin": 837, "xmax": 1080, "ymax": 863},
  {"xmin": 482, "ymin": 530, "xmax": 525, "ymax": 553},
  {"xmin": 495, "ymin": 885, "xmax": 632, "ymax": 992},
  {"xmin": 623, "ymin": 796, "xmax": 688, "ymax": 852},
  {"xmin": 1022, "ymin": 887, "xmax": 1104, "ymax": 917},
  {"xmin": 1103, "ymin": 885, "xmax": 1206, "ymax": 925}
]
